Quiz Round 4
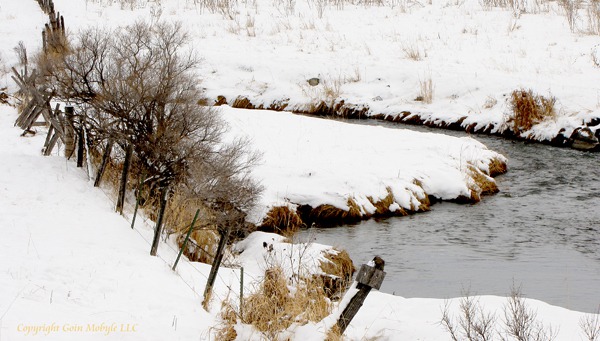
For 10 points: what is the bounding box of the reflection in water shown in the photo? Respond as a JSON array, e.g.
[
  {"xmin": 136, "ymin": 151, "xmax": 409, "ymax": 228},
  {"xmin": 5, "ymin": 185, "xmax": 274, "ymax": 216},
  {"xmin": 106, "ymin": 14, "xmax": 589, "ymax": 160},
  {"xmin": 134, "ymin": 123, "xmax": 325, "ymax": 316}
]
[{"xmin": 299, "ymin": 123, "xmax": 600, "ymax": 313}]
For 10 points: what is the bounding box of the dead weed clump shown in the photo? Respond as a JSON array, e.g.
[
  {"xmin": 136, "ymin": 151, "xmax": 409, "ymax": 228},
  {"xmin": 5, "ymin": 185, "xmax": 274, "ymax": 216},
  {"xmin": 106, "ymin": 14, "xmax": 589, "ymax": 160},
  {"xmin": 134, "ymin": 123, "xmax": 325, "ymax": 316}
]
[
  {"xmin": 369, "ymin": 187, "xmax": 403, "ymax": 216},
  {"xmin": 319, "ymin": 249, "xmax": 356, "ymax": 299},
  {"xmin": 260, "ymin": 206, "xmax": 305, "ymax": 236},
  {"xmin": 488, "ymin": 156, "xmax": 508, "ymax": 177},
  {"xmin": 215, "ymin": 300, "xmax": 238, "ymax": 341},
  {"xmin": 176, "ymin": 228, "xmax": 220, "ymax": 264},
  {"xmin": 243, "ymin": 266, "xmax": 331, "ymax": 339},
  {"xmin": 509, "ymin": 89, "xmax": 556, "ymax": 133},
  {"xmin": 464, "ymin": 165, "xmax": 499, "ymax": 203}
]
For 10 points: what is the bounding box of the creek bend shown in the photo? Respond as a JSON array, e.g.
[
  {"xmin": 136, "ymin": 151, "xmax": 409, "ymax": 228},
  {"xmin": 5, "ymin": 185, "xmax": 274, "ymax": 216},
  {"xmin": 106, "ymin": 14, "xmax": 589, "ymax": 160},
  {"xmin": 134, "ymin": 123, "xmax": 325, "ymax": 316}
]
[{"xmin": 299, "ymin": 120, "xmax": 600, "ymax": 313}]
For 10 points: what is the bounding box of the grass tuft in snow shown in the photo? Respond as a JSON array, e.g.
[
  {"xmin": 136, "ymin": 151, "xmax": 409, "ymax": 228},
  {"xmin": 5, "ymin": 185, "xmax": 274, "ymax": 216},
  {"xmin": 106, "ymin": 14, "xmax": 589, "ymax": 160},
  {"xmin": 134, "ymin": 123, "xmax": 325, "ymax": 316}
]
[
  {"xmin": 509, "ymin": 88, "xmax": 556, "ymax": 133},
  {"xmin": 233, "ymin": 266, "xmax": 331, "ymax": 339}
]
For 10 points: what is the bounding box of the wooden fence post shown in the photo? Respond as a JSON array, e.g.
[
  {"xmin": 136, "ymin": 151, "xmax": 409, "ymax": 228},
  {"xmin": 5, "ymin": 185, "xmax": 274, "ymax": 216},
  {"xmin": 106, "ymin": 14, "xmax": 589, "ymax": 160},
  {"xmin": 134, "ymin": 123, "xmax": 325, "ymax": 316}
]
[
  {"xmin": 335, "ymin": 256, "xmax": 386, "ymax": 335},
  {"xmin": 63, "ymin": 106, "xmax": 75, "ymax": 159},
  {"xmin": 172, "ymin": 209, "xmax": 200, "ymax": 270}
]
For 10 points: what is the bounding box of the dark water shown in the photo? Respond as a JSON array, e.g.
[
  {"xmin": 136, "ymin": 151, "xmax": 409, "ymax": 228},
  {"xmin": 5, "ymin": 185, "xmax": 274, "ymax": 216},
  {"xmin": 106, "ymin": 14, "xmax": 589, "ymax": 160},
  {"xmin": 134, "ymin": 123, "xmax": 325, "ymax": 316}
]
[{"xmin": 299, "ymin": 122, "xmax": 600, "ymax": 313}]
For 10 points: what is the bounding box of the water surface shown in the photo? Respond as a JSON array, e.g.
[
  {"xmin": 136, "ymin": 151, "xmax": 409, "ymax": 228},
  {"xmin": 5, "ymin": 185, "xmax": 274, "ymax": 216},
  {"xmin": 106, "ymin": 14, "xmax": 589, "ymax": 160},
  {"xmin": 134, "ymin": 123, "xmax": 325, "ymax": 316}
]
[{"xmin": 300, "ymin": 123, "xmax": 600, "ymax": 313}]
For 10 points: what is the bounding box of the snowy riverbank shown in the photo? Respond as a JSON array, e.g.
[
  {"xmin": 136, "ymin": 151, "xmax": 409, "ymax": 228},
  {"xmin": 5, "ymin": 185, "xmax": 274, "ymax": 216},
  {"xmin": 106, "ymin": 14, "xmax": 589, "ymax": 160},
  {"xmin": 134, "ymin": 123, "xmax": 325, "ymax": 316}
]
[
  {"xmin": 220, "ymin": 106, "xmax": 506, "ymax": 227},
  {"xmin": 0, "ymin": 104, "xmax": 597, "ymax": 340}
]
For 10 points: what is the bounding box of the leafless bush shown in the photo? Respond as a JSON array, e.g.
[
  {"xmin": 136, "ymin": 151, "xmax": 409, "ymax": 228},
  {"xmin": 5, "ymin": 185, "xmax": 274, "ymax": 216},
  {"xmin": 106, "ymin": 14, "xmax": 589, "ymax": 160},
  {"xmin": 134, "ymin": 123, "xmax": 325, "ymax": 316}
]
[
  {"xmin": 13, "ymin": 41, "xmax": 28, "ymax": 69},
  {"xmin": 441, "ymin": 293, "xmax": 496, "ymax": 341},
  {"xmin": 580, "ymin": 307, "xmax": 600, "ymax": 341},
  {"xmin": 559, "ymin": 0, "xmax": 580, "ymax": 32},
  {"xmin": 38, "ymin": 20, "xmax": 262, "ymax": 241},
  {"xmin": 441, "ymin": 285, "xmax": 558, "ymax": 341},
  {"xmin": 500, "ymin": 285, "xmax": 558, "ymax": 341},
  {"xmin": 587, "ymin": 0, "xmax": 600, "ymax": 34}
]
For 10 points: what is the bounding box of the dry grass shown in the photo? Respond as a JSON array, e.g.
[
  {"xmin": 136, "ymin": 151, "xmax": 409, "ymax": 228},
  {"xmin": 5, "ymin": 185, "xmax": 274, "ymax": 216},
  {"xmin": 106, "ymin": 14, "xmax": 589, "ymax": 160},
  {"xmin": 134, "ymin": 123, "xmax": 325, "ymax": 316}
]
[
  {"xmin": 215, "ymin": 300, "xmax": 238, "ymax": 341},
  {"xmin": 242, "ymin": 266, "xmax": 331, "ymax": 339},
  {"xmin": 469, "ymin": 165, "xmax": 499, "ymax": 196},
  {"xmin": 177, "ymin": 228, "xmax": 220, "ymax": 264},
  {"xmin": 402, "ymin": 41, "xmax": 427, "ymax": 61},
  {"xmin": 319, "ymin": 249, "xmax": 355, "ymax": 298},
  {"xmin": 410, "ymin": 179, "xmax": 431, "ymax": 211},
  {"xmin": 418, "ymin": 77, "xmax": 434, "ymax": 104},
  {"xmin": 310, "ymin": 198, "xmax": 363, "ymax": 226},
  {"xmin": 488, "ymin": 156, "xmax": 508, "ymax": 177},
  {"xmin": 260, "ymin": 206, "xmax": 305, "ymax": 236},
  {"xmin": 509, "ymin": 88, "xmax": 556, "ymax": 133}
]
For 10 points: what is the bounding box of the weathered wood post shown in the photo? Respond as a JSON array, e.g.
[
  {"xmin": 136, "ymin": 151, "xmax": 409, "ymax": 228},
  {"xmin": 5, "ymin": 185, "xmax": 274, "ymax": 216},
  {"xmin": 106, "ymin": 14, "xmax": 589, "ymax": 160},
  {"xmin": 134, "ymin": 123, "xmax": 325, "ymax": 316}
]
[
  {"xmin": 335, "ymin": 256, "xmax": 386, "ymax": 335},
  {"xmin": 63, "ymin": 106, "xmax": 75, "ymax": 159}
]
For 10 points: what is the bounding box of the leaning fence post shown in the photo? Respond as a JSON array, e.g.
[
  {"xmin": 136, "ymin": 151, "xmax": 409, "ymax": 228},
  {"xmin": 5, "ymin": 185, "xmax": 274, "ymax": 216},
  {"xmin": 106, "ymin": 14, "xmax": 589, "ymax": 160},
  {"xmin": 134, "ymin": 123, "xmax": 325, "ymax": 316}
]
[
  {"xmin": 172, "ymin": 209, "xmax": 200, "ymax": 271},
  {"xmin": 335, "ymin": 256, "xmax": 386, "ymax": 335}
]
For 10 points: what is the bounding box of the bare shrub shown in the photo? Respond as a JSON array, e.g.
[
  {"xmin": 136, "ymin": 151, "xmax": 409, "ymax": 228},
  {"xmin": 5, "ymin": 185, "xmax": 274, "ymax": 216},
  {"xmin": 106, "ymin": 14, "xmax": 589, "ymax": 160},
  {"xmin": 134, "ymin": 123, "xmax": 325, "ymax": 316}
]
[
  {"xmin": 587, "ymin": 0, "xmax": 600, "ymax": 35},
  {"xmin": 13, "ymin": 41, "xmax": 28, "ymax": 70},
  {"xmin": 508, "ymin": 89, "xmax": 555, "ymax": 133},
  {"xmin": 501, "ymin": 285, "xmax": 558, "ymax": 341},
  {"xmin": 580, "ymin": 306, "xmax": 600, "ymax": 341},
  {"xmin": 559, "ymin": 0, "xmax": 580, "ymax": 32},
  {"xmin": 38, "ymin": 21, "xmax": 262, "ymax": 253},
  {"xmin": 441, "ymin": 293, "xmax": 497, "ymax": 341},
  {"xmin": 441, "ymin": 285, "xmax": 559, "ymax": 341}
]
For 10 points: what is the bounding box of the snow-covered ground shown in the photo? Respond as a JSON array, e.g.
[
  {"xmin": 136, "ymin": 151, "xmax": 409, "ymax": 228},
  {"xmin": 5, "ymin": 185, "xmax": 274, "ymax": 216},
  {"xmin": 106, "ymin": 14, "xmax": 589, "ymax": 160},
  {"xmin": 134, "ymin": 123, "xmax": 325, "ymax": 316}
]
[
  {"xmin": 221, "ymin": 106, "xmax": 505, "ymax": 224},
  {"xmin": 1, "ymin": 0, "xmax": 599, "ymax": 340},
  {"xmin": 0, "ymin": 103, "xmax": 597, "ymax": 340},
  {"xmin": 1, "ymin": 97, "xmax": 598, "ymax": 340},
  {"xmin": 2, "ymin": 0, "xmax": 598, "ymax": 145}
]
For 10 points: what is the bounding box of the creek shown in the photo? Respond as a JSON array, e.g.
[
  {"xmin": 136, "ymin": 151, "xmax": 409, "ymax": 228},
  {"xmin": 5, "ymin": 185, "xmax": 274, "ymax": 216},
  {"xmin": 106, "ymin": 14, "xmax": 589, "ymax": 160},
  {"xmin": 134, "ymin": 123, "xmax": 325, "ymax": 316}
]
[{"xmin": 300, "ymin": 121, "xmax": 600, "ymax": 313}]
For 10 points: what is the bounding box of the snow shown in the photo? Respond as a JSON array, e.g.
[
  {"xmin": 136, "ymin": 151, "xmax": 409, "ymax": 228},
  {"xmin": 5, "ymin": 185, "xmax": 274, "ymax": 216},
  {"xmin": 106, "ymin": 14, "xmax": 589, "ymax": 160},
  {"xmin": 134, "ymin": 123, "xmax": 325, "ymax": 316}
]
[
  {"xmin": 1, "ymin": 0, "xmax": 599, "ymax": 339},
  {"xmin": 220, "ymin": 106, "xmax": 504, "ymax": 223},
  {"xmin": 29, "ymin": 0, "xmax": 600, "ymax": 144},
  {"xmin": 0, "ymin": 93, "xmax": 595, "ymax": 341}
]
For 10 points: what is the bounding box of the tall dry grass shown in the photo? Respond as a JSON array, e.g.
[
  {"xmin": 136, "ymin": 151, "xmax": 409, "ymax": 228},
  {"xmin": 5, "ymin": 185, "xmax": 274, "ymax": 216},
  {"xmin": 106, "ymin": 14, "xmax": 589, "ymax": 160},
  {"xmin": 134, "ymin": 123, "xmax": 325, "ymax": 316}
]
[
  {"xmin": 241, "ymin": 266, "xmax": 331, "ymax": 340},
  {"xmin": 509, "ymin": 89, "xmax": 556, "ymax": 133}
]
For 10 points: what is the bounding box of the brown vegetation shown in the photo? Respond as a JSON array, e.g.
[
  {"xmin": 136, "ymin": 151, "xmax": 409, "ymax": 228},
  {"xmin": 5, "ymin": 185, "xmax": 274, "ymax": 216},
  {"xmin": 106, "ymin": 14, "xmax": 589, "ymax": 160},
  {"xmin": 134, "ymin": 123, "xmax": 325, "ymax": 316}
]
[
  {"xmin": 509, "ymin": 89, "xmax": 556, "ymax": 133},
  {"xmin": 260, "ymin": 206, "xmax": 305, "ymax": 236},
  {"xmin": 241, "ymin": 266, "xmax": 331, "ymax": 340},
  {"xmin": 319, "ymin": 249, "xmax": 356, "ymax": 299},
  {"xmin": 488, "ymin": 156, "xmax": 508, "ymax": 177}
]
